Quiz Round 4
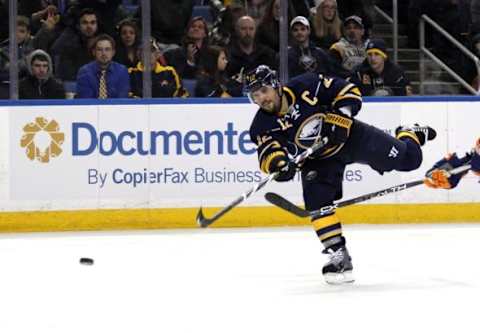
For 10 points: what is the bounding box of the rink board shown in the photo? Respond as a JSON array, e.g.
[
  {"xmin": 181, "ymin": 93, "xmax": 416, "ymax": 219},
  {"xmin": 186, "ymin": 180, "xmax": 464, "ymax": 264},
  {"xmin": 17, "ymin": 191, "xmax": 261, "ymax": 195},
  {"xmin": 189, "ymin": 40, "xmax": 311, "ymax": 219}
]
[{"xmin": 0, "ymin": 97, "xmax": 479, "ymax": 231}]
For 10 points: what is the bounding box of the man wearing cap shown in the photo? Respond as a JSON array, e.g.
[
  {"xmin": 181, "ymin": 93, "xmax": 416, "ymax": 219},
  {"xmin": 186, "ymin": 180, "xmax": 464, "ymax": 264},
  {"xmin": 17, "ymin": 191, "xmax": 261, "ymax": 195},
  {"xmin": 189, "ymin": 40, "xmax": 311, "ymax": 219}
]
[
  {"xmin": 329, "ymin": 15, "xmax": 369, "ymax": 72},
  {"xmin": 288, "ymin": 15, "xmax": 337, "ymax": 78},
  {"xmin": 352, "ymin": 38, "xmax": 412, "ymax": 96}
]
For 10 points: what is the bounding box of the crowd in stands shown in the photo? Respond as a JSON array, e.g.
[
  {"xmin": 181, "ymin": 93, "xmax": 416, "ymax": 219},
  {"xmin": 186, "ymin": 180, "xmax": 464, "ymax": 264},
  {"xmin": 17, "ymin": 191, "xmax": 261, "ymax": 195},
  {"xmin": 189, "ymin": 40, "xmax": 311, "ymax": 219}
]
[{"xmin": 0, "ymin": 0, "xmax": 479, "ymax": 99}]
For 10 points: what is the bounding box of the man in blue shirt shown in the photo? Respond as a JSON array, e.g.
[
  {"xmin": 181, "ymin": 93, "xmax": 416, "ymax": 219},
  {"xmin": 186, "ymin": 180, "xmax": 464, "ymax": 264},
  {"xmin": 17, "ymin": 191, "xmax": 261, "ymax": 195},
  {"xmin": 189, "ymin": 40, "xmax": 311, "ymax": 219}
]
[{"xmin": 76, "ymin": 34, "xmax": 130, "ymax": 98}]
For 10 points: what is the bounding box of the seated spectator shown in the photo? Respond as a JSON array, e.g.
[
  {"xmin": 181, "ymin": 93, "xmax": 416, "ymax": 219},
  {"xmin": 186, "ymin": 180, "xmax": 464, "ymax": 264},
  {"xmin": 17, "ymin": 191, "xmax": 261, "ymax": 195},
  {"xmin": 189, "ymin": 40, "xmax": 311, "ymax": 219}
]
[
  {"xmin": 288, "ymin": 16, "xmax": 338, "ymax": 78},
  {"xmin": 0, "ymin": 16, "xmax": 36, "ymax": 79},
  {"xmin": 195, "ymin": 46, "xmax": 243, "ymax": 97},
  {"xmin": 164, "ymin": 17, "xmax": 210, "ymax": 79},
  {"xmin": 226, "ymin": 15, "xmax": 277, "ymax": 80},
  {"xmin": 129, "ymin": 41, "xmax": 188, "ymax": 98},
  {"xmin": 19, "ymin": 49, "xmax": 65, "ymax": 99},
  {"xmin": 51, "ymin": 8, "xmax": 99, "ymax": 81},
  {"xmin": 329, "ymin": 15, "xmax": 369, "ymax": 72},
  {"xmin": 76, "ymin": 34, "xmax": 130, "ymax": 99},
  {"xmin": 210, "ymin": 3, "xmax": 247, "ymax": 47},
  {"xmin": 113, "ymin": 19, "xmax": 141, "ymax": 69},
  {"xmin": 311, "ymin": 0, "xmax": 342, "ymax": 50},
  {"xmin": 351, "ymin": 39, "xmax": 412, "ymax": 96}
]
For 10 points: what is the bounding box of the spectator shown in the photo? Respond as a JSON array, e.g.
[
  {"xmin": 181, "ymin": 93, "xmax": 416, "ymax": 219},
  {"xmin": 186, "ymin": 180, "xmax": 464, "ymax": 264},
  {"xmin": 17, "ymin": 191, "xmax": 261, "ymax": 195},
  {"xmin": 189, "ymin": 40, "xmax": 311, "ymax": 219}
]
[
  {"xmin": 76, "ymin": 34, "xmax": 130, "ymax": 98},
  {"xmin": 62, "ymin": 0, "xmax": 127, "ymax": 37},
  {"xmin": 351, "ymin": 39, "xmax": 412, "ymax": 96},
  {"xmin": 129, "ymin": 41, "xmax": 188, "ymax": 98},
  {"xmin": 245, "ymin": 0, "xmax": 268, "ymax": 24},
  {"xmin": 19, "ymin": 49, "xmax": 65, "ymax": 99},
  {"xmin": 20, "ymin": 0, "xmax": 60, "ymax": 34},
  {"xmin": 113, "ymin": 18, "xmax": 141, "ymax": 69},
  {"xmin": 136, "ymin": 0, "xmax": 194, "ymax": 47},
  {"xmin": 0, "ymin": 16, "xmax": 36, "ymax": 79},
  {"xmin": 288, "ymin": 16, "xmax": 337, "ymax": 77},
  {"xmin": 164, "ymin": 17, "xmax": 210, "ymax": 79},
  {"xmin": 256, "ymin": 0, "xmax": 295, "ymax": 52},
  {"xmin": 336, "ymin": 0, "xmax": 373, "ymax": 36},
  {"xmin": 329, "ymin": 15, "xmax": 368, "ymax": 72},
  {"xmin": 51, "ymin": 8, "xmax": 99, "ymax": 81},
  {"xmin": 210, "ymin": 3, "xmax": 247, "ymax": 47},
  {"xmin": 195, "ymin": 45, "xmax": 243, "ymax": 97},
  {"xmin": 311, "ymin": 0, "xmax": 342, "ymax": 50},
  {"xmin": 226, "ymin": 15, "xmax": 277, "ymax": 79},
  {"xmin": 33, "ymin": 3, "xmax": 63, "ymax": 54}
]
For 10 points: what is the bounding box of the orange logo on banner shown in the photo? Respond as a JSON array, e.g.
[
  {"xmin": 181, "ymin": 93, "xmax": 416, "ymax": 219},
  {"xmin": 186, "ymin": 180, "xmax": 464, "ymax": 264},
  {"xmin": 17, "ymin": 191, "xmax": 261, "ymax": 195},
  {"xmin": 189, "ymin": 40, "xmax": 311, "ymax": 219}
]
[{"xmin": 20, "ymin": 117, "xmax": 65, "ymax": 163}]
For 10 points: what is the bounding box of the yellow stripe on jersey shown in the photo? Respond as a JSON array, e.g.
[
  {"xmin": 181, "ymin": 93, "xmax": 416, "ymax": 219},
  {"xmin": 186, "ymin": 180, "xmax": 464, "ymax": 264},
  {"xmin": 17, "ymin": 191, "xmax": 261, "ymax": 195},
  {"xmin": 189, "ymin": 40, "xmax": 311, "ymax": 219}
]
[
  {"xmin": 337, "ymin": 83, "xmax": 355, "ymax": 98},
  {"xmin": 258, "ymin": 140, "xmax": 281, "ymax": 165},
  {"xmin": 282, "ymin": 86, "xmax": 296, "ymax": 106},
  {"xmin": 396, "ymin": 131, "xmax": 420, "ymax": 146},
  {"xmin": 260, "ymin": 151, "xmax": 286, "ymax": 174}
]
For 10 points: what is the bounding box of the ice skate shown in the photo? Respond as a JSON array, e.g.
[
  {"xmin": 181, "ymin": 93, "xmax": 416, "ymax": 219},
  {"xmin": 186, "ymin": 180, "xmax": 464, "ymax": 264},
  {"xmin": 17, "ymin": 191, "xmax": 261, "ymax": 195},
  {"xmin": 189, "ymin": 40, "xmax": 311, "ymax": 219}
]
[
  {"xmin": 322, "ymin": 245, "xmax": 354, "ymax": 285},
  {"xmin": 395, "ymin": 124, "xmax": 437, "ymax": 146}
]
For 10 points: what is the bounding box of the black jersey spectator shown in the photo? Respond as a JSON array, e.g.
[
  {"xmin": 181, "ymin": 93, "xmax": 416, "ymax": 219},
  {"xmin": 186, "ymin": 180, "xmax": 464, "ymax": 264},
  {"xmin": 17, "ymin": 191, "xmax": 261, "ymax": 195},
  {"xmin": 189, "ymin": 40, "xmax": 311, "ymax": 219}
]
[
  {"xmin": 164, "ymin": 17, "xmax": 210, "ymax": 79},
  {"xmin": 129, "ymin": 42, "xmax": 188, "ymax": 98},
  {"xmin": 288, "ymin": 16, "xmax": 337, "ymax": 77},
  {"xmin": 195, "ymin": 46, "xmax": 243, "ymax": 97},
  {"xmin": 226, "ymin": 15, "xmax": 277, "ymax": 79},
  {"xmin": 329, "ymin": 15, "xmax": 368, "ymax": 72},
  {"xmin": 352, "ymin": 39, "xmax": 412, "ymax": 96},
  {"xmin": 19, "ymin": 49, "xmax": 65, "ymax": 99},
  {"xmin": 113, "ymin": 19, "xmax": 141, "ymax": 69},
  {"xmin": 51, "ymin": 8, "xmax": 99, "ymax": 81},
  {"xmin": 311, "ymin": 0, "xmax": 342, "ymax": 50}
]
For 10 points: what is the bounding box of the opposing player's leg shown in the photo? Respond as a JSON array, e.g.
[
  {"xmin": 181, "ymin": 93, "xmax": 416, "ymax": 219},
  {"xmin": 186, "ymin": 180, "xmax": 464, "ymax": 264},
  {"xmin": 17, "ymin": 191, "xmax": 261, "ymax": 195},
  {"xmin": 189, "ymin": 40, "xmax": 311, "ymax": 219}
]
[{"xmin": 301, "ymin": 158, "xmax": 354, "ymax": 284}]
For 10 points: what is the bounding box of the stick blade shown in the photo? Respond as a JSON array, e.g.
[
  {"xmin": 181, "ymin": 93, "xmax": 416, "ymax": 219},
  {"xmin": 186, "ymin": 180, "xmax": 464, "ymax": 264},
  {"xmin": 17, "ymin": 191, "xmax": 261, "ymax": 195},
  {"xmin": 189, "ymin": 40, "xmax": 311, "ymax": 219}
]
[
  {"xmin": 196, "ymin": 207, "xmax": 211, "ymax": 228},
  {"xmin": 264, "ymin": 192, "xmax": 310, "ymax": 218}
]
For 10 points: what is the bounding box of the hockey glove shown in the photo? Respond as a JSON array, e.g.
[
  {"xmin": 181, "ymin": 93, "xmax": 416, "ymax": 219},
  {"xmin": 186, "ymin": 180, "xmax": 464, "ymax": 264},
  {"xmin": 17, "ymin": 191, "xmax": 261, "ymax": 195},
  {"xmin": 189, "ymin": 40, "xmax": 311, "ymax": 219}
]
[
  {"xmin": 472, "ymin": 138, "xmax": 480, "ymax": 175},
  {"xmin": 424, "ymin": 153, "xmax": 470, "ymax": 189},
  {"xmin": 269, "ymin": 154, "xmax": 297, "ymax": 182},
  {"xmin": 324, "ymin": 111, "xmax": 353, "ymax": 145}
]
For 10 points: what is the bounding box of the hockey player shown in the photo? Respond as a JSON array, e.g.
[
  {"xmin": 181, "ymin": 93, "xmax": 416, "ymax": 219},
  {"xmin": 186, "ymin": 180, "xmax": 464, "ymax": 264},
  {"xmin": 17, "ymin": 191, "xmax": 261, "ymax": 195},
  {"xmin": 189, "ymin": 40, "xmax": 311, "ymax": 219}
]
[
  {"xmin": 424, "ymin": 138, "xmax": 480, "ymax": 189},
  {"xmin": 246, "ymin": 65, "xmax": 436, "ymax": 284}
]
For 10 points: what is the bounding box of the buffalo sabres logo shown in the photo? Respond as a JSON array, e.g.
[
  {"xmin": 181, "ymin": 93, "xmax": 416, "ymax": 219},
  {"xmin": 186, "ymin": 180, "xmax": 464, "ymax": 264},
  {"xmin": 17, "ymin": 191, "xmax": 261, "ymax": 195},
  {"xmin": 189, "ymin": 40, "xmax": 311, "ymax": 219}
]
[{"xmin": 295, "ymin": 114, "xmax": 325, "ymax": 149}]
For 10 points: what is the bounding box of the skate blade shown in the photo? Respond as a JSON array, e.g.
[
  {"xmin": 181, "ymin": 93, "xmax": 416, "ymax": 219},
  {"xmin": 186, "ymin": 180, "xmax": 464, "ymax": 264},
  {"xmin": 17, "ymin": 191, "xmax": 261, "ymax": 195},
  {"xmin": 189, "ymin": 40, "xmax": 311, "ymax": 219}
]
[{"xmin": 324, "ymin": 271, "xmax": 355, "ymax": 285}]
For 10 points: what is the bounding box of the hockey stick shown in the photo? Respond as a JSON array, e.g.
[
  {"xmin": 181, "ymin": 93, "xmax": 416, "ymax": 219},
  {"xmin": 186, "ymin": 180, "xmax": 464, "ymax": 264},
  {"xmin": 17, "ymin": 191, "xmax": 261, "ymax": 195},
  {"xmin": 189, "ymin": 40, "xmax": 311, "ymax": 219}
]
[
  {"xmin": 265, "ymin": 163, "xmax": 472, "ymax": 219},
  {"xmin": 196, "ymin": 138, "xmax": 328, "ymax": 228}
]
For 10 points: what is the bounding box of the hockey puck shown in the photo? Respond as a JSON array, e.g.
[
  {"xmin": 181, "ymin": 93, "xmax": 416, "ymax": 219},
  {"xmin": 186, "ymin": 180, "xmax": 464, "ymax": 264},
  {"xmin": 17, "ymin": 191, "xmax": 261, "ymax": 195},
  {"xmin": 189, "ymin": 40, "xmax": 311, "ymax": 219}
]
[{"xmin": 80, "ymin": 257, "xmax": 94, "ymax": 265}]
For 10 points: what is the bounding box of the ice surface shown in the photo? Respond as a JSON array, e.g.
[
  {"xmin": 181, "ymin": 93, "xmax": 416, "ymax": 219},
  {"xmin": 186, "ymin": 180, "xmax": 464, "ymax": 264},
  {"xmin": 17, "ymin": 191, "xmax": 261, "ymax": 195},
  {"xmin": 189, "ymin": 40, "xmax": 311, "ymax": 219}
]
[{"xmin": 1, "ymin": 223, "xmax": 479, "ymax": 333}]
